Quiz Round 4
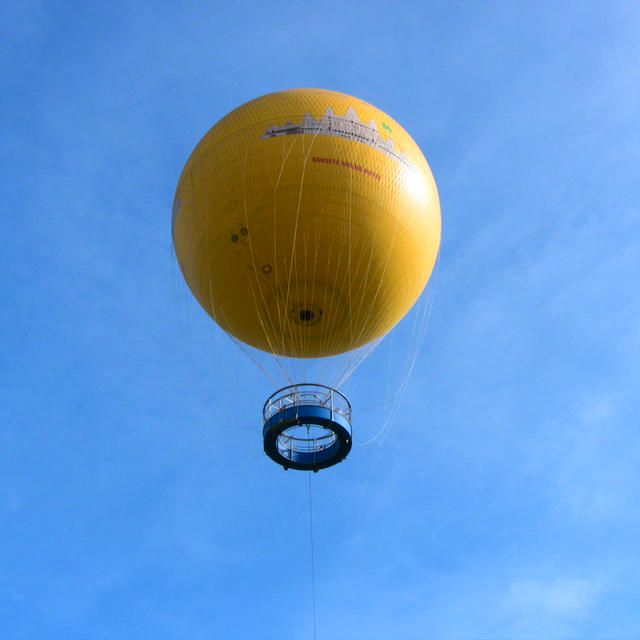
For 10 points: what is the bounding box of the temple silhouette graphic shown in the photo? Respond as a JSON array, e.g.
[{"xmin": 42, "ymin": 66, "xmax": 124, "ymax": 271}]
[{"xmin": 261, "ymin": 106, "xmax": 411, "ymax": 168}]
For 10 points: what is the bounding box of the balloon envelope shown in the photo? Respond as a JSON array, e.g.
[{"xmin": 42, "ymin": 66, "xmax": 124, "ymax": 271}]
[{"xmin": 173, "ymin": 88, "xmax": 440, "ymax": 358}]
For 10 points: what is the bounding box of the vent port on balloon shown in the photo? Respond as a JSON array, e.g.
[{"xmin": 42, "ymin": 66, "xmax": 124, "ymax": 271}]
[{"xmin": 291, "ymin": 303, "xmax": 323, "ymax": 326}]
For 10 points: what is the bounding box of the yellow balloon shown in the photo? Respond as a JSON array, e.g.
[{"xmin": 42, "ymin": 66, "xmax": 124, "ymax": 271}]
[{"xmin": 173, "ymin": 88, "xmax": 440, "ymax": 357}]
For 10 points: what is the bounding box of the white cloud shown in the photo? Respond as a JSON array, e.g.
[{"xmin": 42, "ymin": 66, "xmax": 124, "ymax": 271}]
[
  {"xmin": 498, "ymin": 576, "xmax": 603, "ymax": 639},
  {"xmin": 504, "ymin": 576, "xmax": 601, "ymax": 616}
]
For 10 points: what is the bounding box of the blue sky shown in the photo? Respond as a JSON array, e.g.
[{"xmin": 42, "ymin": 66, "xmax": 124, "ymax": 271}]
[{"xmin": 2, "ymin": 2, "xmax": 640, "ymax": 638}]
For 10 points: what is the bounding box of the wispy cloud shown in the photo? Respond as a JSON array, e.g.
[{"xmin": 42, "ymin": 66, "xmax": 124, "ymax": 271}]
[{"xmin": 500, "ymin": 576, "xmax": 603, "ymax": 638}]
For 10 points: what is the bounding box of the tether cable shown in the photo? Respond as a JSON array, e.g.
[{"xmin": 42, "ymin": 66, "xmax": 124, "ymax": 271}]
[{"xmin": 308, "ymin": 471, "xmax": 317, "ymax": 640}]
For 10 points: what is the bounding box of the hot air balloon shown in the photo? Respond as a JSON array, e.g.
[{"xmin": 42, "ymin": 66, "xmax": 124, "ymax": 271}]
[{"xmin": 172, "ymin": 88, "xmax": 440, "ymax": 471}]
